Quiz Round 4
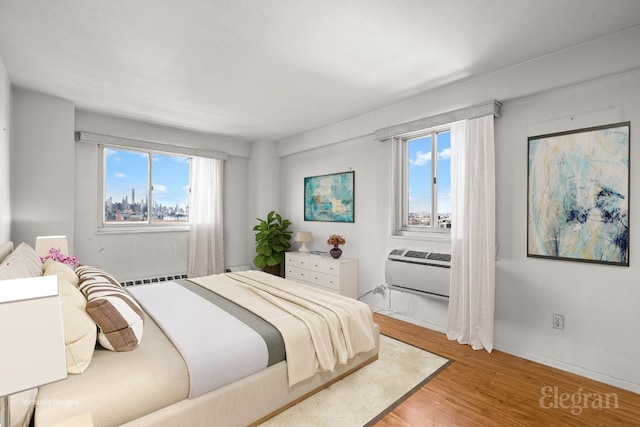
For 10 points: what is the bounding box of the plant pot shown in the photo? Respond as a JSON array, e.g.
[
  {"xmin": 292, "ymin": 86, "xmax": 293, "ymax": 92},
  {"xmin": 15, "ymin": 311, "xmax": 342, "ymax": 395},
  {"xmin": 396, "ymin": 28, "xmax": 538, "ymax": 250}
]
[
  {"xmin": 329, "ymin": 246, "xmax": 343, "ymax": 259},
  {"xmin": 262, "ymin": 264, "xmax": 282, "ymax": 276}
]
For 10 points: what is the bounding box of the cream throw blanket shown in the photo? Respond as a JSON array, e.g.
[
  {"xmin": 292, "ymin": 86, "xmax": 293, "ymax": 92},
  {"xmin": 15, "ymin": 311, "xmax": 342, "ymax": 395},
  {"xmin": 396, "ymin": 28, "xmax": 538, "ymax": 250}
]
[{"xmin": 191, "ymin": 270, "xmax": 376, "ymax": 386}]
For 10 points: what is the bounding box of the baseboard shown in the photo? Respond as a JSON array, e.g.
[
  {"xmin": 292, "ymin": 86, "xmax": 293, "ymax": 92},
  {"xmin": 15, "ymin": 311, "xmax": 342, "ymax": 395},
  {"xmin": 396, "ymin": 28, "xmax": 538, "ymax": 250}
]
[
  {"xmin": 374, "ymin": 310, "xmax": 447, "ymax": 334},
  {"xmin": 374, "ymin": 310, "xmax": 640, "ymax": 394},
  {"xmin": 494, "ymin": 343, "xmax": 640, "ymax": 394}
]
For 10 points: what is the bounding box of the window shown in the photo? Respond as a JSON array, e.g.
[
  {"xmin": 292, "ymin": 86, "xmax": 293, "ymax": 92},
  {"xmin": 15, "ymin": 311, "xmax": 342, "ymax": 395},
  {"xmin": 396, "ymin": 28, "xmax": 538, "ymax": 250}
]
[
  {"xmin": 395, "ymin": 127, "xmax": 451, "ymax": 234},
  {"xmin": 102, "ymin": 146, "xmax": 191, "ymax": 227}
]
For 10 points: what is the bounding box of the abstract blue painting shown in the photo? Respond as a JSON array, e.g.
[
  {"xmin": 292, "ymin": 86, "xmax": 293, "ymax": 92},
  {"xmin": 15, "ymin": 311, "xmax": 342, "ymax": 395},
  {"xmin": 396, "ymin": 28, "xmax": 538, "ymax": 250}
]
[
  {"xmin": 304, "ymin": 171, "xmax": 354, "ymax": 222},
  {"xmin": 527, "ymin": 122, "xmax": 630, "ymax": 266}
]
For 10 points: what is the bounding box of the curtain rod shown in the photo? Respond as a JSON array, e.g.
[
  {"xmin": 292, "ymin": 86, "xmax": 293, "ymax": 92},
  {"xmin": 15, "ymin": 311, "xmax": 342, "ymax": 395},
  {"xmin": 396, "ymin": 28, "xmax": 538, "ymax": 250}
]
[
  {"xmin": 75, "ymin": 131, "xmax": 229, "ymax": 160},
  {"xmin": 374, "ymin": 100, "xmax": 502, "ymax": 141}
]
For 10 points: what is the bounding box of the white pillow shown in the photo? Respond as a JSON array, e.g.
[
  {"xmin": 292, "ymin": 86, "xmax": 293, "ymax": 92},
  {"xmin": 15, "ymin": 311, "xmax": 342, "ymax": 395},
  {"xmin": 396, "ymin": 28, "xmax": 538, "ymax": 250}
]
[
  {"xmin": 43, "ymin": 259, "xmax": 96, "ymax": 373},
  {"xmin": 59, "ymin": 279, "xmax": 97, "ymax": 374},
  {"xmin": 0, "ymin": 243, "xmax": 43, "ymax": 280},
  {"xmin": 0, "ymin": 240, "xmax": 13, "ymax": 262},
  {"xmin": 43, "ymin": 259, "xmax": 80, "ymax": 286}
]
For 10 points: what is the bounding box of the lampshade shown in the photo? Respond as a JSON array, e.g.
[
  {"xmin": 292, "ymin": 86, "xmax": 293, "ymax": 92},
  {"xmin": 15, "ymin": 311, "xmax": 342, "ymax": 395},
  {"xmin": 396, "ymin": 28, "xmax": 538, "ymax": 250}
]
[
  {"xmin": 34, "ymin": 235, "xmax": 69, "ymax": 258},
  {"xmin": 293, "ymin": 231, "xmax": 313, "ymax": 253},
  {"xmin": 0, "ymin": 275, "xmax": 67, "ymax": 425}
]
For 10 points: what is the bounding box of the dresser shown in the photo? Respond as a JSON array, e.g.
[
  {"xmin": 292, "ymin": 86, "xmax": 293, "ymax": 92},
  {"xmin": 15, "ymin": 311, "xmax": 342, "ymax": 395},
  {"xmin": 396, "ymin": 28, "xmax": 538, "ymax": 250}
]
[{"xmin": 284, "ymin": 251, "xmax": 358, "ymax": 299}]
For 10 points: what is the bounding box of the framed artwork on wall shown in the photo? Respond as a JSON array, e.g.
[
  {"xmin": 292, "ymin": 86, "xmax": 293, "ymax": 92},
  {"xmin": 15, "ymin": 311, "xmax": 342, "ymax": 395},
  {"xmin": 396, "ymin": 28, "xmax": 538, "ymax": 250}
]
[
  {"xmin": 527, "ymin": 121, "xmax": 630, "ymax": 266},
  {"xmin": 304, "ymin": 171, "xmax": 354, "ymax": 222}
]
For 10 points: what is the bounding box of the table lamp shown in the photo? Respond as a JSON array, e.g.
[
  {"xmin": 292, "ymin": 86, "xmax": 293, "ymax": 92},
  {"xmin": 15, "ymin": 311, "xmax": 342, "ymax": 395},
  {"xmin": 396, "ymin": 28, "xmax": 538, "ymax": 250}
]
[
  {"xmin": 293, "ymin": 231, "xmax": 313, "ymax": 253},
  {"xmin": 0, "ymin": 275, "xmax": 67, "ymax": 427}
]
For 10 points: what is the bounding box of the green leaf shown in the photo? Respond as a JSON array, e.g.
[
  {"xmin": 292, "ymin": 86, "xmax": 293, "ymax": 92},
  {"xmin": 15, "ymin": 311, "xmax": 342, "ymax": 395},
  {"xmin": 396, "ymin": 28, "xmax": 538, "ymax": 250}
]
[
  {"xmin": 253, "ymin": 254, "xmax": 268, "ymax": 268},
  {"xmin": 253, "ymin": 210, "xmax": 292, "ymax": 269}
]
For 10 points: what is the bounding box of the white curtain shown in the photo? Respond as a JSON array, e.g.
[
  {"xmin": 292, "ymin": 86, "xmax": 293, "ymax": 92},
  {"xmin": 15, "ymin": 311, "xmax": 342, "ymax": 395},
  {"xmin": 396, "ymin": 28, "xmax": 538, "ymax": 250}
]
[
  {"xmin": 188, "ymin": 156, "xmax": 224, "ymax": 277},
  {"xmin": 446, "ymin": 115, "xmax": 496, "ymax": 352}
]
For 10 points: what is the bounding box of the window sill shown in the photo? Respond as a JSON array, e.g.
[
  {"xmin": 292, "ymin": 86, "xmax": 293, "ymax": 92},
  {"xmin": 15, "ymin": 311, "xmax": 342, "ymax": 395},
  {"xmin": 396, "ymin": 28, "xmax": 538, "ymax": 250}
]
[
  {"xmin": 97, "ymin": 225, "xmax": 189, "ymax": 235},
  {"xmin": 390, "ymin": 230, "xmax": 451, "ymax": 243}
]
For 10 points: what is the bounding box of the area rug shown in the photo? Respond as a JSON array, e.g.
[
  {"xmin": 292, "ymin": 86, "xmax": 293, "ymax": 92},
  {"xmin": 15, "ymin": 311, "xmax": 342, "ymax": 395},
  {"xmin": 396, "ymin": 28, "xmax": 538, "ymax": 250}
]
[{"xmin": 259, "ymin": 335, "xmax": 451, "ymax": 427}]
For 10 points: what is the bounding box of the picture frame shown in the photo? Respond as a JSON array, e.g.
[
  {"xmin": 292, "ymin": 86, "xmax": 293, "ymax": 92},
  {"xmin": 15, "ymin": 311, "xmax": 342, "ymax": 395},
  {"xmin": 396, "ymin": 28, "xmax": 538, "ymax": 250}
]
[
  {"xmin": 304, "ymin": 171, "xmax": 354, "ymax": 222},
  {"xmin": 527, "ymin": 122, "xmax": 630, "ymax": 266}
]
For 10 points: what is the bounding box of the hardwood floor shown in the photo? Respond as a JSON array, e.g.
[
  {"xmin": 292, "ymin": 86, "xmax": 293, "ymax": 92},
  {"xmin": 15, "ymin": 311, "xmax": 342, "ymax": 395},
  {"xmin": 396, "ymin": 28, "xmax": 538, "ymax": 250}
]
[{"xmin": 374, "ymin": 313, "xmax": 640, "ymax": 426}]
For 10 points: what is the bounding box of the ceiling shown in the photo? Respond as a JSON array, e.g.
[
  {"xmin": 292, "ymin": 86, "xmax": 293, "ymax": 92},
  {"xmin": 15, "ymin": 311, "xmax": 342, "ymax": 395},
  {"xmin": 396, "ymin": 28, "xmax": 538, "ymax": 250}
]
[{"xmin": 1, "ymin": 1, "xmax": 639, "ymax": 142}]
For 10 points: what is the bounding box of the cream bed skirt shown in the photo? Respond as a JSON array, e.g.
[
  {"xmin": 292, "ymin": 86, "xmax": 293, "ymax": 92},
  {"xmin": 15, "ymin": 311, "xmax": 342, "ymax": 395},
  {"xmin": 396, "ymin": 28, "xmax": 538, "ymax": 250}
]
[
  {"xmin": 36, "ymin": 313, "xmax": 379, "ymax": 427},
  {"xmin": 123, "ymin": 328, "xmax": 380, "ymax": 427}
]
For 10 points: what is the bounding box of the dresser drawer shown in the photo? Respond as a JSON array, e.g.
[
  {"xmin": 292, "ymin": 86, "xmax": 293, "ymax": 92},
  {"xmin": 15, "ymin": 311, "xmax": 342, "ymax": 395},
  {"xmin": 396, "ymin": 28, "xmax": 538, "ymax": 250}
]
[
  {"xmin": 308, "ymin": 258, "xmax": 340, "ymax": 276},
  {"xmin": 285, "ymin": 265, "xmax": 308, "ymax": 282},
  {"xmin": 285, "ymin": 253, "xmax": 309, "ymax": 269},
  {"xmin": 309, "ymin": 270, "xmax": 340, "ymax": 291}
]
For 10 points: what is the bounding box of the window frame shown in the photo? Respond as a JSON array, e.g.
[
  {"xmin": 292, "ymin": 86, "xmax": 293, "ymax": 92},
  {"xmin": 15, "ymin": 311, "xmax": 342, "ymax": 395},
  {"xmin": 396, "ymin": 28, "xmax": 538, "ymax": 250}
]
[
  {"xmin": 98, "ymin": 144, "xmax": 191, "ymax": 233},
  {"xmin": 392, "ymin": 124, "xmax": 452, "ymax": 239}
]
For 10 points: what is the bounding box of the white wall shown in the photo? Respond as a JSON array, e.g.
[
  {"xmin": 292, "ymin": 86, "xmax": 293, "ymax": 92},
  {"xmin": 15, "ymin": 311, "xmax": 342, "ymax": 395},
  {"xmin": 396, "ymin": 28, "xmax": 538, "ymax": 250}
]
[
  {"xmin": 246, "ymin": 140, "xmax": 282, "ymax": 266},
  {"xmin": 0, "ymin": 57, "xmax": 10, "ymax": 242},
  {"xmin": 494, "ymin": 72, "xmax": 640, "ymax": 392},
  {"xmin": 10, "ymin": 87, "xmax": 75, "ymax": 247},
  {"xmin": 277, "ymin": 27, "xmax": 640, "ymax": 392},
  {"xmin": 74, "ymin": 110, "xmax": 252, "ymax": 281}
]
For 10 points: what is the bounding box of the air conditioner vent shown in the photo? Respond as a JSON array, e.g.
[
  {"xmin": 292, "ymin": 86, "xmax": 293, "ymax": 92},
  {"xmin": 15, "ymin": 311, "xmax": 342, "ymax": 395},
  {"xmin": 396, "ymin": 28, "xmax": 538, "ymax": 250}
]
[
  {"xmin": 404, "ymin": 250, "xmax": 429, "ymax": 259},
  {"xmin": 387, "ymin": 249, "xmax": 450, "ymax": 267},
  {"xmin": 427, "ymin": 252, "xmax": 451, "ymax": 262}
]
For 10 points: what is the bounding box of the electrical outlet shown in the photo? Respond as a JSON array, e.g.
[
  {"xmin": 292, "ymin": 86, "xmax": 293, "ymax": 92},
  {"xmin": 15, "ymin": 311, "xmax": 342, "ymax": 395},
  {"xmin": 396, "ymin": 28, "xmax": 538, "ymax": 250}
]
[{"xmin": 552, "ymin": 313, "xmax": 565, "ymax": 330}]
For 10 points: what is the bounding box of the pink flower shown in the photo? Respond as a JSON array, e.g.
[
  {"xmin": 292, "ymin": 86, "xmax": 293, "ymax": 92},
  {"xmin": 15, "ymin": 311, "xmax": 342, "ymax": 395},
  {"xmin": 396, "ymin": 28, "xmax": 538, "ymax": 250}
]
[{"xmin": 41, "ymin": 248, "xmax": 81, "ymax": 268}]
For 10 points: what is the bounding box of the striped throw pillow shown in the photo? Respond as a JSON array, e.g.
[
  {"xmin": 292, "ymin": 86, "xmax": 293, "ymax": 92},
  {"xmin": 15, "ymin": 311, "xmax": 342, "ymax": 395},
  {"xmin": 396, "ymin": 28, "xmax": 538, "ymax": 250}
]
[{"xmin": 76, "ymin": 265, "xmax": 144, "ymax": 351}]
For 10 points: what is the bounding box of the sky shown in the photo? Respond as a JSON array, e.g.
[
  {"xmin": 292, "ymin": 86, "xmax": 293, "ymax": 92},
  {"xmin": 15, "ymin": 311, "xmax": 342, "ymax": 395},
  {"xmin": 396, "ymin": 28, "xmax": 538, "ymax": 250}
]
[
  {"xmin": 407, "ymin": 130, "xmax": 451, "ymax": 215},
  {"xmin": 104, "ymin": 148, "xmax": 190, "ymax": 209}
]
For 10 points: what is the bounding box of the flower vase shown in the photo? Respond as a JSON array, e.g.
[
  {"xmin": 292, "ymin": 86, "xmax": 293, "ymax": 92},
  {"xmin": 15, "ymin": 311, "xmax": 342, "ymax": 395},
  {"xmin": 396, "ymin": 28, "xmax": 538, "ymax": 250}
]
[{"xmin": 330, "ymin": 245, "xmax": 342, "ymax": 259}]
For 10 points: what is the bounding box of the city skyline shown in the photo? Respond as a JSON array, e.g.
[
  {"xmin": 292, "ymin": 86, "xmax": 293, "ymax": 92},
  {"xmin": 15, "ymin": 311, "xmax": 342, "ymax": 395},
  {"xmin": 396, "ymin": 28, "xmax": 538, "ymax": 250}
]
[{"xmin": 104, "ymin": 148, "xmax": 190, "ymax": 221}]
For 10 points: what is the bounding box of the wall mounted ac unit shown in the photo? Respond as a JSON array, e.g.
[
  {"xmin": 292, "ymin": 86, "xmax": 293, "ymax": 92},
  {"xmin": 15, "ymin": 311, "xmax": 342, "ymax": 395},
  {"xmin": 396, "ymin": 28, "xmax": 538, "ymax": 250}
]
[{"xmin": 385, "ymin": 249, "xmax": 451, "ymax": 298}]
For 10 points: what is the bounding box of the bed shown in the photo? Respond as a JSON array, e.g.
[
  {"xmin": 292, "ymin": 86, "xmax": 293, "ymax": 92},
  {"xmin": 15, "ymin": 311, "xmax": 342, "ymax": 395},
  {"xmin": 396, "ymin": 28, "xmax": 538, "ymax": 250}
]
[{"xmin": 0, "ymin": 241, "xmax": 379, "ymax": 427}]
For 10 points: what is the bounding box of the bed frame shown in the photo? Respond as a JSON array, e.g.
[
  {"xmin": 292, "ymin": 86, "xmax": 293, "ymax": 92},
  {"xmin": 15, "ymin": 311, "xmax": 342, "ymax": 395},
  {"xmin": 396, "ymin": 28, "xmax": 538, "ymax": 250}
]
[
  {"xmin": 0, "ymin": 238, "xmax": 381, "ymax": 427},
  {"xmin": 124, "ymin": 332, "xmax": 379, "ymax": 426},
  {"xmin": 37, "ymin": 317, "xmax": 379, "ymax": 427}
]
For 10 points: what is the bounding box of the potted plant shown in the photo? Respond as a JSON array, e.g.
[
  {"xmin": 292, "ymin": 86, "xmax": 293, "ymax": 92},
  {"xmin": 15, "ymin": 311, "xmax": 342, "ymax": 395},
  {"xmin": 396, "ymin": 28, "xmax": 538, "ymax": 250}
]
[{"xmin": 253, "ymin": 210, "xmax": 293, "ymax": 276}]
